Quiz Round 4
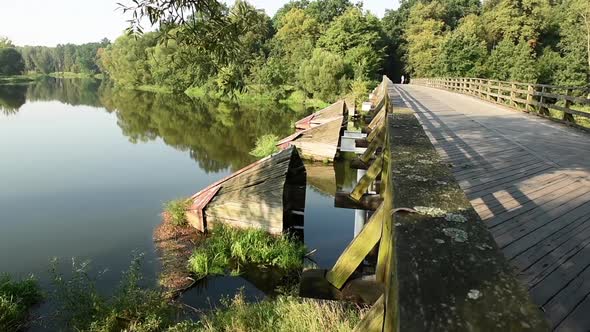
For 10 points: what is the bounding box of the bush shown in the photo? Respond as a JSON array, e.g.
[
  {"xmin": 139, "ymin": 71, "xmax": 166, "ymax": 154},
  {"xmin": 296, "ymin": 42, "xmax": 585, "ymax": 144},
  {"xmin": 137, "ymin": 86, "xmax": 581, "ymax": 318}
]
[
  {"xmin": 0, "ymin": 274, "xmax": 42, "ymax": 331},
  {"xmin": 164, "ymin": 199, "xmax": 190, "ymax": 226},
  {"xmin": 249, "ymin": 134, "xmax": 280, "ymax": 158},
  {"xmin": 187, "ymin": 225, "xmax": 306, "ymax": 279}
]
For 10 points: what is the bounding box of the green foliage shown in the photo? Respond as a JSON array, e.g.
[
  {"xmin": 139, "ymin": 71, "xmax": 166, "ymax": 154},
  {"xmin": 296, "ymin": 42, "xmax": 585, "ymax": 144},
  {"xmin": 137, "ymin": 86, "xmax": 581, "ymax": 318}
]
[
  {"xmin": 0, "ymin": 36, "xmax": 14, "ymax": 49},
  {"xmin": 348, "ymin": 78, "xmax": 373, "ymax": 108},
  {"xmin": 0, "ymin": 48, "xmax": 25, "ymax": 75},
  {"xmin": 249, "ymin": 134, "xmax": 280, "ymax": 157},
  {"xmin": 318, "ymin": 8, "xmax": 387, "ymax": 79},
  {"xmin": 393, "ymin": 0, "xmax": 588, "ymax": 86},
  {"xmin": 164, "ymin": 199, "xmax": 190, "ymax": 226},
  {"xmin": 298, "ymin": 48, "xmax": 350, "ymax": 101},
  {"xmin": 189, "ymin": 291, "xmax": 365, "ymax": 331},
  {"xmin": 439, "ymin": 15, "xmax": 487, "ymax": 77},
  {"xmin": 0, "ymin": 275, "xmax": 42, "ymax": 331},
  {"xmin": 187, "ymin": 225, "xmax": 307, "ymax": 279},
  {"xmin": 50, "ymin": 256, "xmax": 178, "ymax": 331}
]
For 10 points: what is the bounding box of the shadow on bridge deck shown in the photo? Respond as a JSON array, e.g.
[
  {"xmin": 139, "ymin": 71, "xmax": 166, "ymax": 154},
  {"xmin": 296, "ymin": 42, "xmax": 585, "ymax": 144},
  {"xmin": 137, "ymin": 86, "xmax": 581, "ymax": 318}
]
[{"xmin": 394, "ymin": 84, "xmax": 590, "ymax": 331}]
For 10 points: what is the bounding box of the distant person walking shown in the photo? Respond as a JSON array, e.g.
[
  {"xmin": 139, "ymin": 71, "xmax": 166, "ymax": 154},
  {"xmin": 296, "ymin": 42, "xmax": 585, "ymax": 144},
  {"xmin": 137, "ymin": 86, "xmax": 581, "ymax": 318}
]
[{"xmin": 401, "ymin": 75, "xmax": 405, "ymax": 84}]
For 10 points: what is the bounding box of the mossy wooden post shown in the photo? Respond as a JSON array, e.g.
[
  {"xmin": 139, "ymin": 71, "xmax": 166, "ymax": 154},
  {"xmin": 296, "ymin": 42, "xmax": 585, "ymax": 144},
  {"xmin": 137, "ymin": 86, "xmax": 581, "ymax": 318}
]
[
  {"xmin": 487, "ymin": 80, "xmax": 492, "ymax": 101},
  {"xmin": 539, "ymin": 86, "xmax": 550, "ymax": 116},
  {"xmin": 510, "ymin": 83, "xmax": 516, "ymax": 108},
  {"xmin": 325, "ymin": 204, "xmax": 385, "ymax": 289},
  {"xmin": 375, "ymin": 138, "xmax": 393, "ymax": 284},
  {"xmin": 526, "ymin": 84, "xmax": 534, "ymax": 112},
  {"xmin": 563, "ymin": 88, "xmax": 575, "ymax": 123},
  {"xmin": 360, "ymin": 131, "xmax": 384, "ymax": 164},
  {"xmin": 350, "ymin": 156, "xmax": 383, "ymax": 202}
]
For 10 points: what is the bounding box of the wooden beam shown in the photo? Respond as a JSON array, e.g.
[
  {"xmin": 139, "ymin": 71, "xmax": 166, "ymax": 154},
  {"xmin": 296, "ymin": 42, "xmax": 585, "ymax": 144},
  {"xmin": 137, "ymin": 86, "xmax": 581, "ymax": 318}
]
[
  {"xmin": 360, "ymin": 134, "xmax": 383, "ymax": 164},
  {"xmin": 350, "ymin": 156, "xmax": 383, "ymax": 202},
  {"xmin": 353, "ymin": 295, "xmax": 385, "ymax": 332},
  {"xmin": 325, "ymin": 204, "xmax": 385, "ymax": 289},
  {"xmin": 334, "ymin": 192, "xmax": 382, "ymax": 210}
]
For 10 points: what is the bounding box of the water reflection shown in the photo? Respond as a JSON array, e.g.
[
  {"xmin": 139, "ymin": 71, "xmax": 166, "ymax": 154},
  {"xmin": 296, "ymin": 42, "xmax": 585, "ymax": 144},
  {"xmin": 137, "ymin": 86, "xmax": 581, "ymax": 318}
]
[
  {"xmin": 0, "ymin": 78, "xmax": 311, "ymax": 172},
  {"xmin": 0, "ymin": 84, "xmax": 27, "ymax": 115}
]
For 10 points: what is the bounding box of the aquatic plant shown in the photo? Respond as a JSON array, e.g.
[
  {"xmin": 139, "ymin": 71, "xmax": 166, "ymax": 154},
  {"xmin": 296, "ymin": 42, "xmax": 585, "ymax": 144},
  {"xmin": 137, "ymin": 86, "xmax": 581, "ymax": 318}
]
[
  {"xmin": 50, "ymin": 256, "xmax": 177, "ymax": 331},
  {"xmin": 249, "ymin": 134, "xmax": 280, "ymax": 158},
  {"xmin": 0, "ymin": 274, "xmax": 42, "ymax": 331},
  {"xmin": 187, "ymin": 225, "xmax": 306, "ymax": 279},
  {"xmin": 164, "ymin": 199, "xmax": 191, "ymax": 227}
]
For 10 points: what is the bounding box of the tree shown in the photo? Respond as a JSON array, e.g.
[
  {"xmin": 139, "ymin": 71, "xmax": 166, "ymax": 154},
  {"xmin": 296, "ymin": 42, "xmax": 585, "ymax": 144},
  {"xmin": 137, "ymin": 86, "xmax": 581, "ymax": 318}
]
[
  {"xmin": 556, "ymin": 0, "xmax": 590, "ymax": 86},
  {"xmin": 405, "ymin": 1, "xmax": 448, "ymax": 77},
  {"xmin": 0, "ymin": 36, "xmax": 15, "ymax": 48},
  {"xmin": 306, "ymin": 0, "xmax": 356, "ymax": 25},
  {"xmin": 318, "ymin": 8, "xmax": 387, "ymax": 79},
  {"xmin": 297, "ymin": 48, "xmax": 350, "ymax": 101},
  {"xmin": 485, "ymin": 38, "xmax": 539, "ymax": 82},
  {"xmin": 439, "ymin": 15, "xmax": 487, "ymax": 77},
  {"xmin": 0, "ymin": 48, "xmax": 25, "ymax": 75}
]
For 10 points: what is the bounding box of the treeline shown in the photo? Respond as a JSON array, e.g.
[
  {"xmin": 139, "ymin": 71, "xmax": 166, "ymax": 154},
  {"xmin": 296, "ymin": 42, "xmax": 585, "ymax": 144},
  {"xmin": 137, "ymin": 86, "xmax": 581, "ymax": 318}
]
[
  {"xmin": 99, "ymin": 0, "xmax": 389, "ymax": 101},
  {"xmin": 0, "ymin": 37, "xmax": 109, "ymax": 76},
  {"xmin": 383, "ymin": 0, "xmax": 590, "ymax": 86}
]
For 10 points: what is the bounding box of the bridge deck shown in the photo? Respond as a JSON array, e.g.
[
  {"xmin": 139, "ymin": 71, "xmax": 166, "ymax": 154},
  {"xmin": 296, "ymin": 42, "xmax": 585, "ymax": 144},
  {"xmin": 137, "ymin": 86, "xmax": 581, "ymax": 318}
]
[{"xmin": 394, "ymin": 84, "xmax": 590, "ymax": 331}]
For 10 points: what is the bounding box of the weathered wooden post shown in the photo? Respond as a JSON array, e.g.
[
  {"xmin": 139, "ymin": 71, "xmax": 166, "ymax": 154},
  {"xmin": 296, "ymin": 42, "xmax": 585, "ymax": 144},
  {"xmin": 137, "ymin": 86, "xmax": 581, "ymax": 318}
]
[
  {"xmin": 539, "ymin": 86, "xmax": 550, "ymax": 116},
  {"xmin": 563, "ymin": 88, "xmax": 576, "ymax": 123},
  {"xmin": 496, "ymin": 80, "xmax": 502, "ymax": 103},
  {"xmin": 526, "ymin": 84, "xmax": 534, "ymax": 112},
  {"xmin": 510, "ymin": 83, "xmax": 517, "ymax": 108}
]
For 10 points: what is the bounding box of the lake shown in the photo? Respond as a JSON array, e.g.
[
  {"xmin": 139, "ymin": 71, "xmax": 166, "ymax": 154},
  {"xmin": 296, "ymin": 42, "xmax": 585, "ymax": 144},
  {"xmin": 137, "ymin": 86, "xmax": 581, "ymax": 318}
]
[{"xmin": 0, "ymin": 78, "xmax": 357, "ymax": 329}]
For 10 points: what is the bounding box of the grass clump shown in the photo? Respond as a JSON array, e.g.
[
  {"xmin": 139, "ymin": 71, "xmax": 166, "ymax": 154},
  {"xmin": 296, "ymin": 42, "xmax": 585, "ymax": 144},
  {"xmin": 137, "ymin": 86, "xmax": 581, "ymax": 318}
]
[
  {"xmin": 0, "ymin": 274, "xmax": 42, "ymax": 331},
  {"xmin": 164, "ymin": 199, "xmax": 190, "ymax": 226},
  {"xmin": 50, "ymin": 256, "xmax": 179, "ymax": 331},
  {"xmin": 187, "ymin": 225, "xmax": 306, "ymax": 280},
  {"xmin": 190, "ymin": 291, "xmax": 365, "ymax": 332},
  {"xmin": 249, "ymin": 134, "xmax": 280, "ymax": 158}
]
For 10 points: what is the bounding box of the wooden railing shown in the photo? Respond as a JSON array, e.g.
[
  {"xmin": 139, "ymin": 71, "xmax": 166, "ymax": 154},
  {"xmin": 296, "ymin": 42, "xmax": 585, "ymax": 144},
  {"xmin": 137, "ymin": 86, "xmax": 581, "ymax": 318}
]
[{"xmin": 413, "ymin": 77, "xmax": 590, "ymax": 129}]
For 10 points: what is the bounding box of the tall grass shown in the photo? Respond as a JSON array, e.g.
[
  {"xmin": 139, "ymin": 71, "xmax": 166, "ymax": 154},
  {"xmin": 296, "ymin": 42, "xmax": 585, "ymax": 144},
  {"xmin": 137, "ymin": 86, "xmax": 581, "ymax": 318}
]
[
  {"xmin": 174, "ymin": 291, "xmax": 366, "ymax": 332},
  {"xmin": 50, "ymin": 256, "xmax": 177, "ymax": 331},
  {"xmin": 164, "ymin": 199, "xmax": 190, "ymax": 226},
  {"xmin": 249, "ymin": 134, "xmax": 280, "ymax": 157},
  {"xmin": 187, "ymin": 225, "xmax": 306, "ymax": 279},
  {"xmin": 0, "ymin": 274, "xmax": 42, "ymax": 331}
]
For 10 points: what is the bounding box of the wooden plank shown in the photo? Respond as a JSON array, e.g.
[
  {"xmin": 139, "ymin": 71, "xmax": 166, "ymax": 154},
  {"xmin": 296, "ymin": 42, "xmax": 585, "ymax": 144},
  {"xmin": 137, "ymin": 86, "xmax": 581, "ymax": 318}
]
[
  {"xmin": 350, "ymin": 156, "xmax": 383, "ymax": 202},
  {"xmin": 554, "ymin": 295, "xmax": 590, "ymax": 331},
  {"xmin": 352, "ymin": 295, "xmax": 384, "ymax": 332},
  {"xmin": 325, "ymin": 204, "xmax": 385, "ymax": 289},
  {"xmin": 490, "ymin": 182, "xmax": 589, "ymax": 237}
]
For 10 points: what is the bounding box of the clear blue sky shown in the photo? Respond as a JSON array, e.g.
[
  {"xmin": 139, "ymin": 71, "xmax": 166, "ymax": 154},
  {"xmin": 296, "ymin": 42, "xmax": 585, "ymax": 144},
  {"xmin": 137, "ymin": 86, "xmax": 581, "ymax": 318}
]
[{"xmin": 0, "ymin": 0, "xmax": 399, "ymax": 47}]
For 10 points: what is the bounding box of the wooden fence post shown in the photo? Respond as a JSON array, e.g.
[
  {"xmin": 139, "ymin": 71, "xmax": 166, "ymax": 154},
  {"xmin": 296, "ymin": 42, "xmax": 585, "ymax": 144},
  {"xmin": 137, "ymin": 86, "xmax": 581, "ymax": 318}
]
[
  {"xmin": 539, "ymin": 86, "xmax": 550, "ymax": 116},
  {"xmin": 526, "ymin": 84, "xmax": 534, "ymax": 112},
  {"xmin": 510, "ymin": 83, "xmax": 516, "ymax": 108},
  {"xmin": 563, "ymin": 88, "xmax": 576, "ymax": 123}
]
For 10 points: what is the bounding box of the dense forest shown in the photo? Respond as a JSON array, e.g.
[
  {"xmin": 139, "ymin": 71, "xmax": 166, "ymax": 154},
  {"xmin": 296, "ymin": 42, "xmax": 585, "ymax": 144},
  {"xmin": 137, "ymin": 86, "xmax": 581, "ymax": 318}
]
[
  {"xmin": 1, "ymin": 0, "xmax": 589, "ymax": 96},
  {"xmin": 385, "ymin": 0, "xmax": 590, "ymax": 86}
]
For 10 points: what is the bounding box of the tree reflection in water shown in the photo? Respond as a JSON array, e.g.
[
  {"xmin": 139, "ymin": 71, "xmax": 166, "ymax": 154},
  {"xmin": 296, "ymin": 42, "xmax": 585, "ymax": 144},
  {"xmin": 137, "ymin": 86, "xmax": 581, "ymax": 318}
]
[{"xmin": 1, "ymin": 78, "xmax": 316, "ymax": 173}]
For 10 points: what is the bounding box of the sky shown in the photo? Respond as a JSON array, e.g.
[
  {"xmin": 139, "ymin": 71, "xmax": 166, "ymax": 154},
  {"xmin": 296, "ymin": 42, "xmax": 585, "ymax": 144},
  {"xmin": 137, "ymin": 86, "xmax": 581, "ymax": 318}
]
[{"xmin": 0, "ymin": 0, "xmax": 399, "ymax": 47}]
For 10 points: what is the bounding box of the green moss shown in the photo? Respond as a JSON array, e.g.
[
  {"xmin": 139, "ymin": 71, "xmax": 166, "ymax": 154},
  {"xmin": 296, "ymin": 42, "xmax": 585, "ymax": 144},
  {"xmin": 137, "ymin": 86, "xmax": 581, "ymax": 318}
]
[
  {"xmin": 249, "ymin": 134, "xmax": 280, "ymax": 158},
  {"xmin": 0, "ymin": 275, "xmax": 42, "ymax": 331},
  {"xmin": 164, "ymin": 199, "xmax": 191, "ymax": 226},
  {"xmin": 187, "ymin": 225, "xmax": 306, "ymax": 279}
]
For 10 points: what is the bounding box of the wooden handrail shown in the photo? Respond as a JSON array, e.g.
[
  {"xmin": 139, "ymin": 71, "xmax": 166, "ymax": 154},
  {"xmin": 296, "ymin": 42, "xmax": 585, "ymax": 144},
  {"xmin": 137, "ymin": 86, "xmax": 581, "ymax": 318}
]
[{"xmin": 413, "ymin": 77, "xmax": 590, "ymax": 130}]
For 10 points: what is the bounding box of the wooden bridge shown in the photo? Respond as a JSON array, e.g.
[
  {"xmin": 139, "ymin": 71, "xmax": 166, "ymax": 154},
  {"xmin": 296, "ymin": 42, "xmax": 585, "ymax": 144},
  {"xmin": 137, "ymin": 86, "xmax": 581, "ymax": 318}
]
[
  {"xmin": 300, "ymin": 76, "xmax": 590, "ymax": 331},
  {"xmin": 394, "ymin": 81, "xmax": 590, "ymax": 331}
]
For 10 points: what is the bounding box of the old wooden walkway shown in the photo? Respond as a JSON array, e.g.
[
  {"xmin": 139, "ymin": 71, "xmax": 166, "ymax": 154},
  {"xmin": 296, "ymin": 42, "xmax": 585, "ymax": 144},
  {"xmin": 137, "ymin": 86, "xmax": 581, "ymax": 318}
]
[{"xmin": 394, "ymin": 84, "xmax": 590, "ymax": 331}]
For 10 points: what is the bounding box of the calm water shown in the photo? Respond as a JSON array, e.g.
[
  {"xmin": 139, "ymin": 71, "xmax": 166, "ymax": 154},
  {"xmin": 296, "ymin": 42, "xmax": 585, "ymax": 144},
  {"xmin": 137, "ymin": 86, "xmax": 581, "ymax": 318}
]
[{"xmin": 0, "ymin": 78, "xmax": 357, "ymax": 328}]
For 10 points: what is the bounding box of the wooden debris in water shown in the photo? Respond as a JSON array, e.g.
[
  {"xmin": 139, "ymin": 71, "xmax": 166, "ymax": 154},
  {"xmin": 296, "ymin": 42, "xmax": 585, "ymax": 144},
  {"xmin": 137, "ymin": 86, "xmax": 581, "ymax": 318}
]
[{"xmin": 186, "ymin": 147, "xmax": 306, "ymax": 235}]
